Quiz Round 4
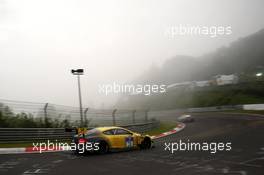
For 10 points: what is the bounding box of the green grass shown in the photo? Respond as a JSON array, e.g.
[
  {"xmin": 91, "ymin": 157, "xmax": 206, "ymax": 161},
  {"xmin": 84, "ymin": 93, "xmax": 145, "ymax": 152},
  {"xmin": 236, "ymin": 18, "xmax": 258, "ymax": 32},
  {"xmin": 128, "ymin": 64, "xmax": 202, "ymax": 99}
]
[{"xmin": 143, "ymin": 122, "xmax": 178, "ymax": 136}]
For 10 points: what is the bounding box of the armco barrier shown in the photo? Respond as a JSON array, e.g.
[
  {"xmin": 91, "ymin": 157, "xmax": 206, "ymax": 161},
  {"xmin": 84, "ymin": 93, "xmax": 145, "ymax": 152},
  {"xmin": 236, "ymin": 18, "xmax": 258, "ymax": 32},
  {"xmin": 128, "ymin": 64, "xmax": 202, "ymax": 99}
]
[
  {"xmin": 186, "ymin": 105, "xmax": 242, "ymax": 112},
  {"xmin": 148, "ymin": 105, "xmax": 245, "ymax": 122},
  {"xmin": 243, "ymin": 104, "xmax": 264, "ymax": 110},
  {"xmin": 149, "ymin": 104, "xmax": 263, "ymax": 122},
  {"xmin": 186, "ymin": 104, "xmax": 264, "ymax": 112},
  {"xmin": 0, "ymin": 121, "xmax": 159, "ymax": 143},
  {"xmin": 0, "ymin": 128, "xmax": 76, "ymax": 143}
]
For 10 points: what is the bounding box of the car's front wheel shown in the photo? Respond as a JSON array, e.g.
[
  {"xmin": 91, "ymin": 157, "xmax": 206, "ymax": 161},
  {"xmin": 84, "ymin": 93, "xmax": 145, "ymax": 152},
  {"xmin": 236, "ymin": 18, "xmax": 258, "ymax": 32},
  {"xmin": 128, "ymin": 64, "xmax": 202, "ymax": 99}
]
[{"xmin": 140, "ymin": 137, "xmax": 152, "ymax": 149}]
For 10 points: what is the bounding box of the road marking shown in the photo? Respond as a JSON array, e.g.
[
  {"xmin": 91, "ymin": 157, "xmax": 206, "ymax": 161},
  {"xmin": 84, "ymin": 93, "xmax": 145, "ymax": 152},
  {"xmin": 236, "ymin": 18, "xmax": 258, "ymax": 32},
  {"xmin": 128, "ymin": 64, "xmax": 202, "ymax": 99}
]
[
  {"xmin": 166, "ymin": 161, "xmax": 181, "ymax": 165},
  {"xmin": 239, "ymin": 171, "xmax": 247, "ymax": 175},
  {"xmin": 241, "ymin": 158, "xmax": 259, "ymax": 164},
  {"xmin": 240, "ymin": 157, "xmax": 264, "ymax": 167},
  {"xmin": 23, "ymin": 168, "xmax": 49, "ymax": 174}
]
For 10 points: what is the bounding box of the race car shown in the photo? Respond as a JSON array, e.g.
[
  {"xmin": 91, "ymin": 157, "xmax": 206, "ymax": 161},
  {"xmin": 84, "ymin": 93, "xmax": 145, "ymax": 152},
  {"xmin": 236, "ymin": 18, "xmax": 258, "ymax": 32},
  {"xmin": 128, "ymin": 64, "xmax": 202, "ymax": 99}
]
[
  {"xmin": 177, "ymin": 114, "xmax": 194, "ymax": 123},
  {"xmin": 72, "ymin": 126, "xmax": 153, "ymax": 154}
]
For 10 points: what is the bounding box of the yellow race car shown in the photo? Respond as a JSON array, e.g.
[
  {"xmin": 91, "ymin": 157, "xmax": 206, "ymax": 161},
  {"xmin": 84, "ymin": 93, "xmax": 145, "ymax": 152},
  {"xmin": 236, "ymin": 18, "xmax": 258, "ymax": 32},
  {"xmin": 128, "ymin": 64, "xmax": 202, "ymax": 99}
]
[{"xmin": 72, "ymin": 126, "xmax": 153, "ymax": 154}]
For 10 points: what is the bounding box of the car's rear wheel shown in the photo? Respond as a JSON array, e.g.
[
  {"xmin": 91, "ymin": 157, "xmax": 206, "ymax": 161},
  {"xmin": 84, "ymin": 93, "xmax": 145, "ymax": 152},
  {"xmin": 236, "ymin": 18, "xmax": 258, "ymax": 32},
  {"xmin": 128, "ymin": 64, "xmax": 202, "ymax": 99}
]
[
  {"xmin": 140, "ymin": 137, "xmax": 151, "ymax": 149},
  {"xmin": 98, "ymin": 141, "xmax": 109, "ymax": 154}
]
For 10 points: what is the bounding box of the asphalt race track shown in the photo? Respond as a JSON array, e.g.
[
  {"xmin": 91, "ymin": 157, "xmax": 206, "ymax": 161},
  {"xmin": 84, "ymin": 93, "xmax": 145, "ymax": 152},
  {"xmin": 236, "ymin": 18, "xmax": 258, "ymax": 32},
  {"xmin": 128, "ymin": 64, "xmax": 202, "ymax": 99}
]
[{"xmin": 1, "ymin": 113, "xmax": 264, "ymax": 175}]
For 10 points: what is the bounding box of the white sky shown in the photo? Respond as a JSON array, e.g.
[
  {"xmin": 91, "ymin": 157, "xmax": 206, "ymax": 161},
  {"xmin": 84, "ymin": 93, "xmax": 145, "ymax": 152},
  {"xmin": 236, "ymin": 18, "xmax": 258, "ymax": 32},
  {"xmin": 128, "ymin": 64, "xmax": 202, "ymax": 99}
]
[{"xmin": 1, "ymin": 0, "xmax": 264, "ymax": 108}]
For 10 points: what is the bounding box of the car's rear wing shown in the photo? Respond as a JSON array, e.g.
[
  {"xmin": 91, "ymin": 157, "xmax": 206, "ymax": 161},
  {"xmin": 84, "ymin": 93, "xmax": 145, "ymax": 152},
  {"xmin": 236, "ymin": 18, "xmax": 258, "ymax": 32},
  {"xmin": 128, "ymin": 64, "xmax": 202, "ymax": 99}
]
[{"xmin": 65, "ymin": 127, "xmax": 88, "ymax": 135}]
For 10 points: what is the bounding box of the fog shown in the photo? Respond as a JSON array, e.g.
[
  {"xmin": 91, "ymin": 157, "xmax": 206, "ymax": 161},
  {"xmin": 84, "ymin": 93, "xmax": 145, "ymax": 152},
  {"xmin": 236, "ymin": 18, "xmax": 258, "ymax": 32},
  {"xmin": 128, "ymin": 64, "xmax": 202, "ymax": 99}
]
[{"xmin": 1, "ymin": 0, "xmax": 264, "ymax": 108}]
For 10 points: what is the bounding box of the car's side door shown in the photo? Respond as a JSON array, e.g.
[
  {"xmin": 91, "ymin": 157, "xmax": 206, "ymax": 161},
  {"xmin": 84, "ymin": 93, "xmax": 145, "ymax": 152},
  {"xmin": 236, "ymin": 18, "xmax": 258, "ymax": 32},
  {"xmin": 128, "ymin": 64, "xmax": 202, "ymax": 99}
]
[
  {"xmin": 102, "ymin": 129, "xmax": 120, "ymax": 149},
  {"xmin": 114, "ymin": 129, "xmax": 134, "ymax": 149}
]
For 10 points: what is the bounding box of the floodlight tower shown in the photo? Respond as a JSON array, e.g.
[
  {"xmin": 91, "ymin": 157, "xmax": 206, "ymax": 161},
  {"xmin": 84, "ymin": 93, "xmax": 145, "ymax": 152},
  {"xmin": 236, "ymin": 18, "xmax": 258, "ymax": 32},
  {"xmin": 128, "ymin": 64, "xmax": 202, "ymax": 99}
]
[{"xmin": 71, "ymin": 69, "xmax": 84, "ymax": 127}]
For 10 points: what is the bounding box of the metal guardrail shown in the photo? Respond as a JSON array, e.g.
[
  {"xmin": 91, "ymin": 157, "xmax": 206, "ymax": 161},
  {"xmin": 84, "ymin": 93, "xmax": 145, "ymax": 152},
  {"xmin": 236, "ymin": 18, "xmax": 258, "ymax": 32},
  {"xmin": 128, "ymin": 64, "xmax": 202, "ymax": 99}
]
[
  {"xmin": 0, "ymin": 128, "xmax": 75, "ymax": 143},
  {"xmin": 186, "ymin": 105, "xmax": 242, "ymax": 113},
  {"xmin": 148, "ymin": 104, "xmax": 264, "ymax": 123},
  {"xmin": 0, "ymin": 121, "xmax": 159, "ymax": 143},
  {"xmin": 148, "ymin": 105, "xmax": 245, "ymax": 122}
]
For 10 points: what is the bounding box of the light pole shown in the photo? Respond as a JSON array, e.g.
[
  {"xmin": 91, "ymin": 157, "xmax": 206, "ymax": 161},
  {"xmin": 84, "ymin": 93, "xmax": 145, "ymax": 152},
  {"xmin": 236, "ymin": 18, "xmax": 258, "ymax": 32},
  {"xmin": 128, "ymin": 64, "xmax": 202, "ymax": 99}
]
[{"xmin": 71, "ymin": 69, "xmax": 84, "ymax": 127}]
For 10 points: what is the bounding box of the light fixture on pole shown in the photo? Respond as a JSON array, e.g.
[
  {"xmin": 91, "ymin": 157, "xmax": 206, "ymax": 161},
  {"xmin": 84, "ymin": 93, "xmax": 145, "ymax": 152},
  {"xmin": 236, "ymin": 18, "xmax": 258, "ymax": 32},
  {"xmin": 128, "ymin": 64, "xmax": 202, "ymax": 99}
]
[{"xmin": 256, "ymin": 72, "xmax": 263, "ymax": 77}]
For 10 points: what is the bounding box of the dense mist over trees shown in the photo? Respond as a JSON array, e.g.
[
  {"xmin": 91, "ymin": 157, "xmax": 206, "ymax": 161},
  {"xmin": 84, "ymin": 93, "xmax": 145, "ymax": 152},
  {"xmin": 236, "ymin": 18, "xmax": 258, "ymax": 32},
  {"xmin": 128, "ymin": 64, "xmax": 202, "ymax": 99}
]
[
  {"xmin": 136, "ymin": 29, "xmax": 264, "ymax": 85},
  {"xmin": 117, "ymin": 29, "xmax": 264, "ymax": 109}
]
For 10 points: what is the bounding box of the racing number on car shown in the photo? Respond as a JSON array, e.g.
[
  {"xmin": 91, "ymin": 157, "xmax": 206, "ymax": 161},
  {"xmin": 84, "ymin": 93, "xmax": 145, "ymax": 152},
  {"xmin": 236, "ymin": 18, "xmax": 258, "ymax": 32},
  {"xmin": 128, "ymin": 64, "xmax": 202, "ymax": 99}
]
[{"xmin": 125, "ymin": 137, "xmax": 133, "ymax": 148}]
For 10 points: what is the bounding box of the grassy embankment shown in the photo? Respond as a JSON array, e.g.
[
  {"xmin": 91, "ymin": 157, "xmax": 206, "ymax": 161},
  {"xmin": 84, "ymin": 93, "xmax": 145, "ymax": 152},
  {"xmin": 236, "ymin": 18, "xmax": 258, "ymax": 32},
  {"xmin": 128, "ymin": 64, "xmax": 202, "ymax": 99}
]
[{"xmin": 144, "ymin": 122, "xmax": 178, "ymax": 136}]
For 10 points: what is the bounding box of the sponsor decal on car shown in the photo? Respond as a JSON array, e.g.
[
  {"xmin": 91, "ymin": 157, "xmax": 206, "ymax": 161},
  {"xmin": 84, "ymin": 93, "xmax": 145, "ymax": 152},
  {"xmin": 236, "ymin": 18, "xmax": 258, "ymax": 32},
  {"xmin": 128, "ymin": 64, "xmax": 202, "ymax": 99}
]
[{"xmin": 125, "ymin": 137, "xmax": 134, "ymax": 148}]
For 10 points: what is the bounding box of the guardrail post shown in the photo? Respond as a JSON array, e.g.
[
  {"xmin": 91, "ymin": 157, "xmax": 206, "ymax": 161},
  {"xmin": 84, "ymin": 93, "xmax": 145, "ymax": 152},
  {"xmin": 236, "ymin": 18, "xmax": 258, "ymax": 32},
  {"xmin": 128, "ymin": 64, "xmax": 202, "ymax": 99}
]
[
  {"xmin": 132, "ymin": 110, "xmax": 136, "ymax": 124},
  {"xmin": 84, "ymin": 108, "xmax": 89, "ymax": 127},
  {"xmin": 145, "ymin": 109, "xmax": 149, "ymax": 122},
  {"xmin": 112, "ymin": 109, "xmax": 117, "ymax": 126},
  {"xmin": 44, "ymin": 103, "xmax": 48, "ymax": 127}
]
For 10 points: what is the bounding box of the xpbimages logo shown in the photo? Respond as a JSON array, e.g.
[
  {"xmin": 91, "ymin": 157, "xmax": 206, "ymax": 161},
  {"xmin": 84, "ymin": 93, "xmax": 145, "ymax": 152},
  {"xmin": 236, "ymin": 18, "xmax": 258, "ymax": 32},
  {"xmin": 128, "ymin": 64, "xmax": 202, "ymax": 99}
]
[
  {"xmin": 32, "ymin": 140, "xmax": 99, "ymax": 153},
  {"xmin": 165, "ymin": 24, "xmax": 232, "ymax": 39},
  {"xmin": 164, "ymin": 140, "xmax": 232, "ymax": 154},
  {"xmin": 98, "ymin": 82, "xmax": 166, "ymax": 96}
]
